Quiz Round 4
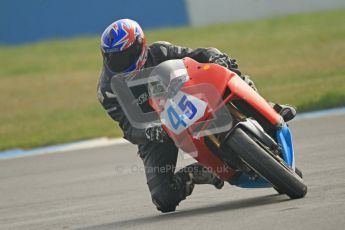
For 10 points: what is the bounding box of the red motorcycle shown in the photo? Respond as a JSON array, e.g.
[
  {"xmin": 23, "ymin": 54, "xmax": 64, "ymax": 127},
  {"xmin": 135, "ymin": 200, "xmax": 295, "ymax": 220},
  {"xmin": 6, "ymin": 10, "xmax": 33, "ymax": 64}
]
[{"xmin": 111, "ymin": 57, "xmax": 307, "ymax": 199}]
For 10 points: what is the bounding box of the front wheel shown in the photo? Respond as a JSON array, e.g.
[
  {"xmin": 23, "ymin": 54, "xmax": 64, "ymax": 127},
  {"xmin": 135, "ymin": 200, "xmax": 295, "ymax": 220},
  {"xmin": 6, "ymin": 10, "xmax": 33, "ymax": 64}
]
[{"xmin": 226, "ymin": 128, "xmax": 307, "ymax": 199}]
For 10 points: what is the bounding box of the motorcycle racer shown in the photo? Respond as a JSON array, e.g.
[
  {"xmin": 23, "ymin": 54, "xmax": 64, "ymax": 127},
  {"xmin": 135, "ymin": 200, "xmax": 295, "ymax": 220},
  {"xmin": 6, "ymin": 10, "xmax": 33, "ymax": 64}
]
[{"xmin": 97, "ymin": 19, "xmax": 296, "ymax": 212}]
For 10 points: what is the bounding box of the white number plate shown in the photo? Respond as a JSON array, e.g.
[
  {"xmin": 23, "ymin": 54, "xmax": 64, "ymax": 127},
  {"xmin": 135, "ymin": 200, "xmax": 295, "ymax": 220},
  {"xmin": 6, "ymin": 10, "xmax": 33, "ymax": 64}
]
[{"xmin": 160, "ymin": 91, "xmax": 208, "ymax": 135}]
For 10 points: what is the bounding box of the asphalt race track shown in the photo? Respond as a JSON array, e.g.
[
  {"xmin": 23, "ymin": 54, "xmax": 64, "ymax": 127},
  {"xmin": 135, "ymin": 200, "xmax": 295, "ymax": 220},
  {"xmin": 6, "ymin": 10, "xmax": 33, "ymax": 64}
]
[{"xmin": 1, "ymin": 114, "xmax": 345, "ymax": 230}]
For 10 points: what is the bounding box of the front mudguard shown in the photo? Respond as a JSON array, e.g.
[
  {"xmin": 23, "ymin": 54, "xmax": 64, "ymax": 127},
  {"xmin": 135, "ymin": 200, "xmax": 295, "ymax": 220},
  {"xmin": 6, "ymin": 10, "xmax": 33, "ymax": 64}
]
[{"xmin": 276, "ymin": 124, "xmax": 295, "ymax": 170}]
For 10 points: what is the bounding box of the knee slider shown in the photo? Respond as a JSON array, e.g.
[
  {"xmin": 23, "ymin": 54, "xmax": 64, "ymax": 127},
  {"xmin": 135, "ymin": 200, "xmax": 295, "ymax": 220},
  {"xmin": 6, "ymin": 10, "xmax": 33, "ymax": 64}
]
[
  {"xmin": 151, "ymin": 195, "xmax": 177, "ymax": 213},
  {"xmin": 148, "ymin": 178, "xmax": 184, "ymax": 213}
]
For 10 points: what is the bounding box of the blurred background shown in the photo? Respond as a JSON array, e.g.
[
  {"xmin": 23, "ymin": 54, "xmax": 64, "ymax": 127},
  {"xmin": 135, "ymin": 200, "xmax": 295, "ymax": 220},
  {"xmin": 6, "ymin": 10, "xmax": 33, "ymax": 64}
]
[{"xmin": 1, "ymin": 0, "xmax": 345, "ymax": 151}]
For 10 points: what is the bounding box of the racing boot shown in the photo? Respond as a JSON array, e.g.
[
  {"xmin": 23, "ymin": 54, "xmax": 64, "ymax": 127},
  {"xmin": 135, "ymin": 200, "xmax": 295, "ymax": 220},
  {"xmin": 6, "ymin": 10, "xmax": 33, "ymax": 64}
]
[
  {"xmin": 176, "ymin": 163, "xmax": 224, "ymax": 191},
  {"xmin": 190, "ymin": 165, "xmax": 224, "ymax": 189},
  {"xmin": 273, "ymin": 103, "xmax": 297, "ymax": 122}
]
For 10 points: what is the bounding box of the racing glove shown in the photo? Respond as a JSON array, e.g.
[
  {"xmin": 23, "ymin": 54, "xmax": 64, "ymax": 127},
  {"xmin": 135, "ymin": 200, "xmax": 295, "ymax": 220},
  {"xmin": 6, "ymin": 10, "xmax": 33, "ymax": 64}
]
[
  {"xmin": 145, "ymin": 124, "xmax": 169, "ymax": 143},
  {"xmin": 209, "ymin": 53, "xmax": 241, "ymax": 75}
]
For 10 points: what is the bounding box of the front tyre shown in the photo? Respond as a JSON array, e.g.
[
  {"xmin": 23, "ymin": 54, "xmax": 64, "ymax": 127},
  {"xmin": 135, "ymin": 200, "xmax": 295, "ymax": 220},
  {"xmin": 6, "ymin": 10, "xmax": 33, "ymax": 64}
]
[
  {"xmin": 275, "ymin": 167, "xmax": 303, "ymax": 194},
  {"xmin": 226, "ymin": 128, "xmax": 307, "ymax": 199}
]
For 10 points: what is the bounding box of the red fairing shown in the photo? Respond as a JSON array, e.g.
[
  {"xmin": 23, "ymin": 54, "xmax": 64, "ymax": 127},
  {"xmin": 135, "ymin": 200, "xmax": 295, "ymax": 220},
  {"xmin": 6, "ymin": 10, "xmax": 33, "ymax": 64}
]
[
  {"xmin": 226, "ymin": 75, "xmax": 282, "ymax": 126},
  {"xmin": 182, "ymin": 57, "xmax": 281, "ymax": 126},
  {"xmin": 182, "ymin": 58, "xmax": 234, "ymax": 99}
]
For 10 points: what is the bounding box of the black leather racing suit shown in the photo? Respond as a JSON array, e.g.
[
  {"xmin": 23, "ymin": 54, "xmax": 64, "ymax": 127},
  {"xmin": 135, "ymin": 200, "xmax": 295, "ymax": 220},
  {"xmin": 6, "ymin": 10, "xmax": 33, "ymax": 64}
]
[{"xmin": 97, "ymin": 41, "xmax": 243, "ymax": 212}]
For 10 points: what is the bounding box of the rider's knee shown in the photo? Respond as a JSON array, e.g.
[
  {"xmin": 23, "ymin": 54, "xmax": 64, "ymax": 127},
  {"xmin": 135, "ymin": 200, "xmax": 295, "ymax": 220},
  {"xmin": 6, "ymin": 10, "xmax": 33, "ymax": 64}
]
[
  {"xmin": 151, "ymin": 194, "xmax": 177, "ymax": 213},
  {"xmin": 149, "ymin": 178, "xmax": 187, "ymax": 213}
]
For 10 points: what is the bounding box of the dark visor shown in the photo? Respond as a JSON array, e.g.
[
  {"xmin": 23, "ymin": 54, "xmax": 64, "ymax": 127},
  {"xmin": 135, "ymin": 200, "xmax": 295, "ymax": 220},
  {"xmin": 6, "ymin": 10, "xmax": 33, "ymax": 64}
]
[{"xmin": 104, "ymin": 38, "xmax": 143, "ymax": 73}]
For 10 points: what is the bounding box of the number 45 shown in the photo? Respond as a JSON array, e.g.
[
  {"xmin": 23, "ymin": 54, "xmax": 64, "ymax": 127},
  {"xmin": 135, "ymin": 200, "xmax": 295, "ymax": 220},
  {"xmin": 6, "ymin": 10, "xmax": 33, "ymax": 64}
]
[{"xmin": 167, "ymin": 95, "xmax": 197, "ymax": 130}]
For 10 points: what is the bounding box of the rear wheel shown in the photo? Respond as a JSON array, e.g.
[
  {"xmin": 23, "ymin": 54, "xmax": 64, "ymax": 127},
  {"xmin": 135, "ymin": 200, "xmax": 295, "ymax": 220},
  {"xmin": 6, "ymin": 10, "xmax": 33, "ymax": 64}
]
[{"xmin": 226, "ymin": 128, "xmax": 307, "ymax": 199}]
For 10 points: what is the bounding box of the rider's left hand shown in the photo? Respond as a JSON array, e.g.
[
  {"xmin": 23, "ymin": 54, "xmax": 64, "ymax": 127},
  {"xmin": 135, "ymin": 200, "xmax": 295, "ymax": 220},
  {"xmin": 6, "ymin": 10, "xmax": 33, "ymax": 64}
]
[{"xmin": 209, "ymin": 54, "xmax": 231, "ymax": 69}]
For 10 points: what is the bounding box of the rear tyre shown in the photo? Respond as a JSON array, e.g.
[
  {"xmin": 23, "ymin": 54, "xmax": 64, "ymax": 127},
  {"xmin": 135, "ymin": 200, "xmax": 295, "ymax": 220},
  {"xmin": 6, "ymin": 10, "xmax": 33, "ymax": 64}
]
[{"xmin": 226, "ymin": 128, "xmax": 307, "ymax": 199}]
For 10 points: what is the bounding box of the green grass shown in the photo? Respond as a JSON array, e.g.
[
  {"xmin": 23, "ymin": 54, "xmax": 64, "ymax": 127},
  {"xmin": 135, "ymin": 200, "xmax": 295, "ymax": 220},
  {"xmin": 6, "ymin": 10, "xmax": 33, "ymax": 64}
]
[{"xmin": 1, "ymin": 9, "xmax": 345, "ymax": 150}]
